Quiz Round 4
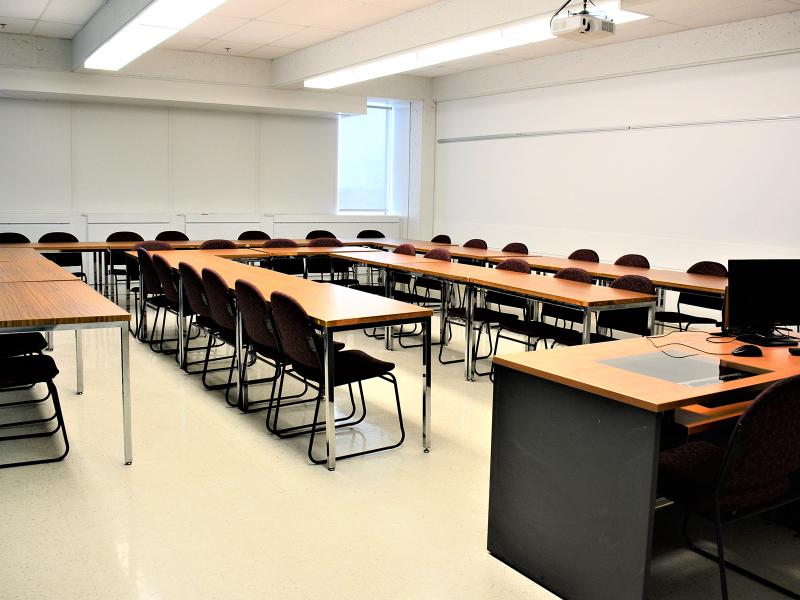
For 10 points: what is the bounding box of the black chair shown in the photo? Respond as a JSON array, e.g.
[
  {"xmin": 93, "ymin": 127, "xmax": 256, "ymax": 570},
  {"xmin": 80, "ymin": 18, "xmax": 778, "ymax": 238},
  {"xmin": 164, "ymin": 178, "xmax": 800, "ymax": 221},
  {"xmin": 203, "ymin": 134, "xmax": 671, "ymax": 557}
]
[
  {"xmin": 269, "ymin": 291, "xmax": 404, "ymax": 464},
  {"xmin": 201, "ymin": 268, "xmax": 239, "ymax": 404},
  {"xmin": 239, "ymin": 230, "xmax": 271, "ymax": 241},
  {"xmin": 352, "ymin": 244, "xmax": 416, "ymax": 297},
  {"xmin": 569, "ymin": 248, "xmax": 600, "ymax": 262},
  {"xmin": 0, "ymin": 354, "xmax": 69, "ymax": 469},
  {"xmin": 129, "ymin": 241, "xmax": 173, "ymax": 334},
  {"xmin": 484, "ymin": 244, "xmax": 531, "ymax": 313},
  {"xmin": 0, "ymin": 232, "xmax": 30, "ymax": 243},
  {"xmin": 152, "ymin": 253, "xmax": 186, "ymax": 355},
  {"xmin": 0, "ymin": 333, "xmax": 48, "ymax": 393},
  {"xmin": 155, "ymin": 230, "xmax": 189, "ymax": 242},
  {"xmin": 656, "ymin": 261, "xmax": 728, "ymax": 331},
  {"xmin": 541, "ymin": 267, "xmax": 595, "ymax": 331},
  {"xmin": 137, "ymin": 249, "xmax": 177, "ymax": 352},
  {"xmin": 306, "ymin": 230, "xmax": 335, "ymax": 240},
  {"xmin": 38, "ymin": 232, "xmax": 86, "ymax": 282},
  {"xmin": 615, "ymin": 253, "xmax": 650, "ymax": 268},
  {"xmin": 177, "ymin": 262, "xmax": 229, "ymax": 375},
  {"xmin": 306, "ymin": 238, "xmax": 357, "ymax": 285},
  {"xmin": 395, "ymin": 248, "xmax": 453, "ymax": 349},
  {"xmin": 106, "ymin": 231, "xmax": 144, "ymax": 301},
  {"xmin": 357, "ymin": 229, "xmax": 385, "ymax": 239},
  {"xmin": 262, "ymin": 239, "xmax": 304, "ymax": 276},
  {"xmin": 200, "ymin": 239, "xmax": 237, "ymax": 250},
  {"xmin": 431, "ymin": 234, "xmax": 451, "ymax": 244},
  {"xmin": 658, "ymin": 374, "xmax": 800, "ymax": 600}
]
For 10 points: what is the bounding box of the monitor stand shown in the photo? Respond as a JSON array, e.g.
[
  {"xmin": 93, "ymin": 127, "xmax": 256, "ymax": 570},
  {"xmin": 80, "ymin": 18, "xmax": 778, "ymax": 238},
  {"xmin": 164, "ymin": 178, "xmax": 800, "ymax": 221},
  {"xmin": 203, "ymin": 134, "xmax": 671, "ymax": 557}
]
[{"xmin": 736, "ymin": 332, "xmax": 799, "ymax": 347}]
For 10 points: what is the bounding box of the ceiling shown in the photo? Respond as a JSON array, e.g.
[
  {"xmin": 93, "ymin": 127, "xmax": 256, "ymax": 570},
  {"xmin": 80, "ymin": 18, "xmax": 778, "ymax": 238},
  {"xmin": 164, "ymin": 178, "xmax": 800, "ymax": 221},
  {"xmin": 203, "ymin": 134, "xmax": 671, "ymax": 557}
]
[{"xmin": 0, "ymin": 0, "xmax": 799, "ymax": 78}]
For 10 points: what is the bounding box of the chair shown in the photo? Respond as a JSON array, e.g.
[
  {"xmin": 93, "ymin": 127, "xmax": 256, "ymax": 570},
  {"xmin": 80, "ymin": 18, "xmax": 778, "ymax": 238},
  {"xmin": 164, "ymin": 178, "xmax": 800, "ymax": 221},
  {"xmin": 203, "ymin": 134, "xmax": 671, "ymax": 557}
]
[
  {"xmin": 0, "ymin": 232, "xmax": 30, "ymax": 243},
  {"xmin": 201, "ymin": 268, "xmax": 240, "ymax": 403},
  {"xmin": 306, "ymin": 238, "xmax": 357, "ymax": 285},
  {"xmin": 615, "ymin": 254, "xmax": 650, "ymax": 269},
  {"xmin": 155, "ymin": 230, "xmax": 189, "ymax": 241},
  {"xmin": 440, "ymin": 258, "xmax": 525, "ymax": 373},
  {"xmin": 200, "ymin": 239, "xmax": 237, "ymax": 250},
  {"xmin": 38, "ymin": 232, "xmax": 86, "ymax": 282},
  {"xmin": 502, "ymin": 242, "xmax": 528, "ymax": 255},
  {"xmin": 129, "ymin": 241, "xmax": 173, "ymax": 332},
  {"xmin": 569, "ymin": 249, "xmax": 600, "ymax": 262},
  {"xmin": 431, "ymin": 234, "xmax": 451, "ymax": 244},
  {"xmin": 458, "ymin": 238, "xmax": 488, "ymax": 267},
  {"xmin": 357, "ymin": 230, "xmax": 385, "ymax": 239},
  {"xmin": 262, "ymin": 239, "xmax": 304, "ymax": 276},
  {"xmin": 540, "ymin": 267, "xmax": 595, "ymax": 330},
  {"xmin": 136, "ymin": 249, "xmax": 177, "ymax": 352},
  {"xmin": 0, "ymin": 354, "xmax": 69, "ymax": 469},
  {"xmin": 658, "ymin": 374, "xmax": 800, "ymax": 600},
  {"xmin": 352, "ymin": 244, "xmax": 416, "ymax": 296},
  {"xmin": 239, "ymin": 230, "xmax": 271, "ymax": 241},
  {"xmin": 306, "ymin": 230, "xmax": 335, "ymax": 240},
  {"xmin": 484, "ymin": 243, "xmax": 530, "ymax": 312},
  {"xmin": 151, "ymin": 254, "xmax": 184, "ymax": 354},
  {"xmin": 0, "ymin": 333, "xmax": 48, "ymax": 393},
  {"xmin": 106, "ymin": 231, "xmax": 144, "ymax": 301},
  {"xmin": 269, "ymin": 291, "xmax": 404, "ymax": 464},
  {"xmin": 656, "ymin": 261, "xmax": 728, "ymax": 331}
]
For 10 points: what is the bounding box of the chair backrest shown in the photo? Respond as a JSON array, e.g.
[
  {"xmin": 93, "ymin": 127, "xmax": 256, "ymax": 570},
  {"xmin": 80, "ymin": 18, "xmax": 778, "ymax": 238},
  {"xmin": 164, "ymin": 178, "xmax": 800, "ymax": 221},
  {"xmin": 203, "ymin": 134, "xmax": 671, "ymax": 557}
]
[
  {"xmin": 502, "ymin": 242, "xmax": 528, "ymax": 254},
  {"xmin": 200, "ymin": 239, "xmax": 237, "ymax": 250},
  {"xmin": 430, "ymin": 234, "xmax": 451, "ymax": 244},
  {"xmin": 235, "ymin": 279, "xmax": 280, "ymax": 353},
  {"xmin": 678, "ymin": 261, "xmax": 728, "ymax": 312},
  {"xmin": 555, "ymin": 267, "xmax": 592, "ymax": 284},
  {"xmin": 424, "ymin": 248, "xmax": 452, "ymax": 262},
  {"xmin": 136, "ymin": 249, "xmax": 163, "ymax": 296},
  {"xmin": 357, "ymin": 229, "xmax": 385, "ymax": 239},
  {"xmin": 106, "ymin": 231, "xmax": 143, "ymax": 242},
  {"xmin": 38, "ymin": 232, "xmax": 78, "ymax": 243},
  {"xmin": 178, "ymin": 262, "xmax": 211, "ymax": 318},
  {"xmin": 155, "ymin": 230, "xmax": 189, "ymax": 241},
  {"xmin": 0, "ymin": 232, "xmax": 30, "ymax": 243},
  {"xmin": 269, "ymin": 291, "xmax": 321, "ymax": 372},
  {"xmin": 597, "ymin": 275, "xmax": 655, "ymax": 336},
  {"xmin": 263, "ymin": 238, "xmax": 299, "ymax": 248},
  {"xmin": 308, "ymin": 237, "xmax": 342, "ymax": 248},
  {"xmin": 201, "ymin": 268, "xmax": 236, "ymax": 331},
  {"xmin": 394, "ymin": 244, "xmax": 416, "ymax": 256},
  {"xmin": 496, "ymin": 258, "xmax": 531, "ymax": 274},
  {"xmin": 615, "ymin": 254, "xmax": 650, "ymax": 269},
  {"xmin": 463, "ymin": 238, "xmax": 488, "ymax": 250},
  {"xmin": 134, "ymin": 241, "xmax": 173, "ymax": 251},
  {"xmin": 569, "ymin": 249, "xmax": 600, "ymax": 262},
  {"xmin": 153, "ymin": 254, "xmax": 179, "ymax": 303},
  {"xmin": 719, "ymin": 374, "xmax": 800, "ymax": 495},
  {"xmin": 306, "ymin": 230, "xmax": 335, "ymax": 239},
  {"xmin": 239, "ymin": 230, "xmax": 270, "ymax": 240}
]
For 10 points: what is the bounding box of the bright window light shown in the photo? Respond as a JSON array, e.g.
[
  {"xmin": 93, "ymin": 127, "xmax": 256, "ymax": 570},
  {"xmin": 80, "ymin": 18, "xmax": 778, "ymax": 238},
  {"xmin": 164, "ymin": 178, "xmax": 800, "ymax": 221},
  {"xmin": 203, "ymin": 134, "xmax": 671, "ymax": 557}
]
[
  {"xmin": 305, "ymin": 2, "xmax": 647, "ymax": 90},
  {"xmin": 84, "ymin": 0, "xmax": 226, "ymax": 71}
]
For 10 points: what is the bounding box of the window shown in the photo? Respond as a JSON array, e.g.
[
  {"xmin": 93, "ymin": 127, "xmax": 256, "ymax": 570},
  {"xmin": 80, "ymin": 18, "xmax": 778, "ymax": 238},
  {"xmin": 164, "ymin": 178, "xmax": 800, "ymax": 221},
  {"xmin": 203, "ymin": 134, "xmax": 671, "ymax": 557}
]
[{"xmin": 337, "ymin": 105, "xmax": 391, "ymax": 213}]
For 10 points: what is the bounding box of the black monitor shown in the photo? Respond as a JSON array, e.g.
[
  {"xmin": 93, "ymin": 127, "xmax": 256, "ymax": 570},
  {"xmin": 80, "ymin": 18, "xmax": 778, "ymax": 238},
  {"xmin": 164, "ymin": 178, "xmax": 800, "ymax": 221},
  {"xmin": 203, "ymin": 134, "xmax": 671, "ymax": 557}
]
[{"xmin": 727, "ymin": 259, "xmax": 800, "ymax": 346}]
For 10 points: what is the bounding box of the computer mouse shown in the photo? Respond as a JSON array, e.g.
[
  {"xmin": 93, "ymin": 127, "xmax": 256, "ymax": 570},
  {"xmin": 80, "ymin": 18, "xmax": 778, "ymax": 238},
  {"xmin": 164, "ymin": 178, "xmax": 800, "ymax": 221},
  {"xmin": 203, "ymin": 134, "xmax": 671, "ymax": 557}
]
[{"xmin": 732, "ymin": 344, "xmax": 763, "ymax": 357}]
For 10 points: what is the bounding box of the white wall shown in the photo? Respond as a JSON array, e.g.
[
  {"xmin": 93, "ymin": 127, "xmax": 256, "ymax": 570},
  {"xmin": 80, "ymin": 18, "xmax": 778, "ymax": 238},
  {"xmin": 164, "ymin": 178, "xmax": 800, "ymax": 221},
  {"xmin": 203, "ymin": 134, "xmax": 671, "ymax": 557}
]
[{"xmin": 433, "ymin": 40, "xmax": 800, "ymax": 269}]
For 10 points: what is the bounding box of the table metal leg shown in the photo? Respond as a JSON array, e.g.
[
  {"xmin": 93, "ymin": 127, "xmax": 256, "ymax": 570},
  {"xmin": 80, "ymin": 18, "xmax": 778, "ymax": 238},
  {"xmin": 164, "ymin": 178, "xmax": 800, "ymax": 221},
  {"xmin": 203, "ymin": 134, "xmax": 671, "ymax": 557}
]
[
  {"xmin": 46, "ymin": 331, "xmax": 54, "ymax": 351},
  {"xmin": 582, "ymin": 309, "xmax": 593, "ymax": 345},
  {"xmin": 384, "ymin": 267, "xmax": 394, "ymax": 351},
  {"xmin": 464, "ymin": 284, "xmax": 475, "ymax": 381},
  {"xmin": 75, "ymin": 330, "xmax": 84, "ymax": 395},
  {"xmin": 648, "ymin": 304, "xmax": 656, "ymax": 335},
  {"xmin": 323, "ymin": 329, "xmax": 336, "ymax": 471},
  {"xmin": 178, "ymin": 279, "xmax": 186, "ymax": 369},
  {"xmin": 440, "ymin": 281, "xmax": 449, "ymax": 346},
  {"xmin": 422, "ymin": 318, "xmax": 431, "ymax": 453},
  {"xmin": 119, "ymin": 325, "xmax": 132, "ymax": 465},
  {"xmin": 92, "ymin": 252, "xmax": 99, "ymax": 291},
  {"xmin": 235, "ymin": 307, "xmax": 249, "ymax": 412}
]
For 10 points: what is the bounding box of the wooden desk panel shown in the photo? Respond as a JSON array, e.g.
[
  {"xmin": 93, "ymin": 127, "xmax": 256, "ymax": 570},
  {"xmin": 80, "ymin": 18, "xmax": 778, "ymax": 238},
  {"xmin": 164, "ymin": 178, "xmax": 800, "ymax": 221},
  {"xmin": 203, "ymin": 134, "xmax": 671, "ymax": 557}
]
[
  {"xmin": 260, "ymin": 246, "xmax": 376, "ymax": 257},
  {"xmin": 372, "ymin": 239, "xmax": 458, "ymax": 252},
  {"xmin": 0, "ymin": 248, "xmax": 41, "ymax": 261},
  {"xmin": 446, "ymin": 246, "xmax": 531, "ymax": 260},
  {"xmin": 0, "ymin": 281, "xmax": 130, "ymax": 328},
  {"xmin": 0, "ymin": 259, "xmax": 79, "ymax": 283},
  {"xmin": 494, "ymin": 331, "xmax": 800, "ymax": 412},
  {"xmin": 126, "ymin": 248, "xmax": 265, "ymax": 260},
  {"xmin": 332, "ymin": 251, "xmax": 435, "ymax": 267}
]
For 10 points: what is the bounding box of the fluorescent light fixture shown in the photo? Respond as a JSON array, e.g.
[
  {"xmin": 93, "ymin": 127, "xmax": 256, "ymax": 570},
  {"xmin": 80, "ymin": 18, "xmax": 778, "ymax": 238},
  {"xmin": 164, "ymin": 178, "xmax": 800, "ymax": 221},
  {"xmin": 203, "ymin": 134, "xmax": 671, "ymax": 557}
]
[
  {"xmin": 304, "ymin": 1, "xmax": 647, "ymax": 89},
  {"xmin": 84, "ymin": 0, "xmax": 226, "ymax": 71}
]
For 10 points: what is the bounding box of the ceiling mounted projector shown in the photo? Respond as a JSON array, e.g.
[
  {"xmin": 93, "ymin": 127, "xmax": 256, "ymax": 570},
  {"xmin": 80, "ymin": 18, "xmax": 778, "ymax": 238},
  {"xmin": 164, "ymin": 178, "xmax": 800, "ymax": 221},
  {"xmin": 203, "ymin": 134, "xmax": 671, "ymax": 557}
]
[{"xmin": 550, "ymin": 1, "xmax": 616, "ymax": 41}]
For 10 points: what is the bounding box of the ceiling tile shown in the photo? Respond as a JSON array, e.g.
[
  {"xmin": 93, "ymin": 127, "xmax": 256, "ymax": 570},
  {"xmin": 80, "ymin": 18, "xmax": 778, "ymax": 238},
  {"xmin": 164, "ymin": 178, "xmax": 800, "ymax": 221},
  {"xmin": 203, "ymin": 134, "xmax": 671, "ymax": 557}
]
[
  {"xmin": 362, "ymin": 0, "xmax": 440, "ymax": 8},
  {"xmin": 0, "ymin": 0, "xmax": 48, "ymax": 20},
  {"xmin": 271, "ymin": 26, "xmax": 342, "ymax": 48},
  {"xmin": 247, "ymin": 45, "xmax": 294, "ymax": 59},
  {"xmin": 213, "ymin": 0, "xmax": 290, "ymax": 19},
  {"xmin": 32, "ymin": 20, "xmax": 82, "ymax": 39},
  {"xmin": 663, "ymin": 0, "xmax": 800, "ymax": 27},
  {"xmin": 158, "ymin": 35, "xmax": 211, "ymax": 51},
  {"xmin": 408, "ymin": 65, "xmax": 457, "ymax": 77},
  {"xmin": 41, "ymin": 0, "xmax": 104, "ymax": 25},
  {"xmin": 220, "ymin": 19, "xmax": 303, "ymax": 43},
  {"xmin": 497, "ymin": 37, "xmax": 586, "ymax": 60},
  {"xmin": 261, "ymin": 0, "xmax": 402, "ymax": 30},
  {"xmin": 181, "ymin": 15, "xmax": 249, "ymax": 38},
  {"xmin": 0, "ymin": 17, "xmax": 36, "ymax": 35},
  {"xmin": 195, "ymin": 39, "xmax": 263, "ymax": 56}
]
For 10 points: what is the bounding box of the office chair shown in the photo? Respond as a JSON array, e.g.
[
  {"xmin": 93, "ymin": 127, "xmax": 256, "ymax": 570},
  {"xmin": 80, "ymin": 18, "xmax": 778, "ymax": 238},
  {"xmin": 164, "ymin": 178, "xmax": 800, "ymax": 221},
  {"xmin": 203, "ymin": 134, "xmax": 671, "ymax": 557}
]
[
  {"xmin": 262, "ymin": 238, "xmax": 304, "ymax": 276},
  {"xmin": 0, "ymin": 232, "xmax": 30, "ymax": 243},
  {"xmin": 569, "ymin": 249, "xmax": 600, "ymax": 262},
  {"xmin": 239, "ymin": 230, "xmax": 271, "ymax": 241},
  {"xmin": 306, "ymin": 238, "xmax": 357, "ymax": 285},
  {"xmin": 431, "ymin": 234, "xmax": 451, "ymax": 244},
  {"xmin": 106, "ymin": 231, "xmax": 144, "ymax": 301},
  {"xmin": 656, "ymin": 261, "xmax": 728, "ymax": 331},
  {"xmin": 136, "ymin": 249, "xmax": 177, "ymax": 352},
  {"xmin": 155, "ymin": 230, "xmax": 189, "ymax": 241},
  {"xmin": 201, "ymin": 268, "xmax": 241, "ymax": 404},
  {"xmin": 357, "ymin": 229, "xmax": 385, "ymax": 238},
  {"xmin": 306, "ymin": 230, "xmax": 335, "ymax": 240},
  {"xmin": 200, "ymin": 239, "xmax": 237, "ymax": 250},
  {"xmin": 38, "ymin": 232, "xmax": 86, "ymax": 282},
  {"xmin": 615, "ymin": 254, "xmax": 650, "ymax": 268}
]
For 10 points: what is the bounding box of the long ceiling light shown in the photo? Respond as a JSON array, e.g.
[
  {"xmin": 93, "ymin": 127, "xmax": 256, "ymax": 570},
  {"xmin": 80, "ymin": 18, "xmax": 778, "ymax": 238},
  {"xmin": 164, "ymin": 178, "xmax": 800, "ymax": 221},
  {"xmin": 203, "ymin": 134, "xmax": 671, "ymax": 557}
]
[
  {"xmin": 84, "ymin": 0, "xmax": 226, "ymax": 71},
  {"xmin": 304, "ymin": 0, "xmax": 646, "ymax": 89}
]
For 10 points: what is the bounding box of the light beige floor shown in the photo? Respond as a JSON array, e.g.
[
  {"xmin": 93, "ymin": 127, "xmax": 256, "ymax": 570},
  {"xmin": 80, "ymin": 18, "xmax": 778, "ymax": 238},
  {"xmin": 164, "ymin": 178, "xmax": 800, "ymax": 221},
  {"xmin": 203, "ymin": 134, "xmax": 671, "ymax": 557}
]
[{"xmin": 1, "ymin": 319, "xmax": 796, "ymax": 599}]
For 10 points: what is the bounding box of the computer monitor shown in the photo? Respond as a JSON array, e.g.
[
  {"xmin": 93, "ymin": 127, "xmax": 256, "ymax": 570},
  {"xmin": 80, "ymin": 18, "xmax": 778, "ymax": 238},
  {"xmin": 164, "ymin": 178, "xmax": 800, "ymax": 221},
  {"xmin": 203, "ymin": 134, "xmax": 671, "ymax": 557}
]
[{"xmin": 727, "ymin": 259, "xmax": 800, "ymax": 346}]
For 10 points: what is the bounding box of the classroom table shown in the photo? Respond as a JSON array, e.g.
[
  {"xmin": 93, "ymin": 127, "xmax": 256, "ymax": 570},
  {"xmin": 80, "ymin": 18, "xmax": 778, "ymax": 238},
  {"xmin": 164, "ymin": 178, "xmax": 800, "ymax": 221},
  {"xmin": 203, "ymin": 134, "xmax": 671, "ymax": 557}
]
[
  {"xmin": 488, "ymin": 331, "xmax": 800, "ymax": 600},
  {"xmin": 147, "ymin": 250, "xmax": 433, "ymax": 471},
  {"xmin": 333, "ymin": 251, "xmax": 657, "ymax": 380},
  {"xmin": 370, "ymin": 238, "xmax": 458, "ymax": 252},
  {"xmin": 0, "ymin": 279, "xmax": 132, "ymax": 464}
]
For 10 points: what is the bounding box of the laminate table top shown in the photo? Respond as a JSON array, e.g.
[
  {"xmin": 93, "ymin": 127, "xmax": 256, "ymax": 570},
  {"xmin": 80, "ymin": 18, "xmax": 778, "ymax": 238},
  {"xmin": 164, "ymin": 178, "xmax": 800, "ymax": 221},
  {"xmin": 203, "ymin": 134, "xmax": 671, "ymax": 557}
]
[{"xmin": 0, "ymin": 258, "xmax": 80, "ymax": 283}]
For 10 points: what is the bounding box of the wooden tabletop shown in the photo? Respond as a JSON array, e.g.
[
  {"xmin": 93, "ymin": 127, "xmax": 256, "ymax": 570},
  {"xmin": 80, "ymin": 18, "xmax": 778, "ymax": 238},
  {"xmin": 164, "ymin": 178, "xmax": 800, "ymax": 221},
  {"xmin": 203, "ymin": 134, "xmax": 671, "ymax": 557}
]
[
  {"xmin": 493, "ymin": 331, "xmax": 800, "ymax": 412},
  {"xmin": 444, "ymin": 246, "xmax": 531, "ymax": 260},
  {"xmin": 493, "ymin": 256, "xmax": 727, "ymax": 295},
  {"xmin": 0, "ymin": 258, "xmax": 80, "ymax": 283},
  {"xmin": 126, "ymin": 248, "xmax": 266, "ymax": 260},
  {"xmin": 0, "ymin": 239, "xmax": 273, "ymax": 251},
  {"xmin": 332, "ymin": 250, "xmax": 435, "ymax": 268},
  {"xmin": 259, "ymin": 245, "xmax": 377, "ymax": 257},
  {"xmin": 0, "ymin": 280, "xmax": 130, "ymax": 328},
  {"xmin": 371, "ymin": 239, "xmax": 458, "ymax": 251},
  {"xmin": 151, "ymin": 250, "xmax": 432, "ymax": 328},
  {"xmin": 0, "ymin": 248, "xmax": 41, "ymax": 261}
]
